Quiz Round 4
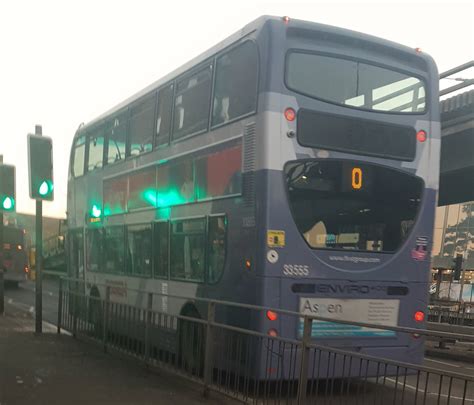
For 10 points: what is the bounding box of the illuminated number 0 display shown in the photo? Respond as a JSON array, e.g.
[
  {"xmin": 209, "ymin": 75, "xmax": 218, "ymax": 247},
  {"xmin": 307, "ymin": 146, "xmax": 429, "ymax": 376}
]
[{"xmin": 351, "ymin": 167, "xmax": 362, "ymax": 190}]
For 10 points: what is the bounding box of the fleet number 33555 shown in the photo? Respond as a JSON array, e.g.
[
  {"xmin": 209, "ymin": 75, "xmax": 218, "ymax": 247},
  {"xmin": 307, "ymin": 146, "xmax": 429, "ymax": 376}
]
[{"xmin": 283, "ymin": 264, "xmax": 309, "ymax": 277}]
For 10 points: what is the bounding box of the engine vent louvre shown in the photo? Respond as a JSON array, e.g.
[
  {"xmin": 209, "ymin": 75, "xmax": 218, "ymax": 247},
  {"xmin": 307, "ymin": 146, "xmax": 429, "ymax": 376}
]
[{"xmin": 243, "ymin": 122, "xmax": 256, "ymax": 208}]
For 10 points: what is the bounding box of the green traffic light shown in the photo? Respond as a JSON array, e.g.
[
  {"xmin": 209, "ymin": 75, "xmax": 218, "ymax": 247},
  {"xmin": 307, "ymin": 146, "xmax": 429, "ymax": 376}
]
[
  {"xmin": 38, "ymin": 180, "xmax": 53, "ymax": 197},
  {"xmin": 1, "ymin": 196, "xmax": 14, "ymax": 211},
  {"xmin": 39, "ymin": 181, "xmax": 48, "ymax": 196}
]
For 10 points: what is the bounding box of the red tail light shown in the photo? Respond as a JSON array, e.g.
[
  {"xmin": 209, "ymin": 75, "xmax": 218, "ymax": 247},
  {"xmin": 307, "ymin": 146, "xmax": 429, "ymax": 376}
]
[
  {"xmin": 284, "ymin": 108, "xmax": 296, "ymax": 122},
  {"xmin": 416, "ymin": 130, "xmax": 427, "ymax": 143},
  {"xmin": 414, "ymin": 311, "xmax": 425, "ymax": 322},
  {"xmin": 266, "ymin": 310, "xmax": 278, "ymax": 321}
]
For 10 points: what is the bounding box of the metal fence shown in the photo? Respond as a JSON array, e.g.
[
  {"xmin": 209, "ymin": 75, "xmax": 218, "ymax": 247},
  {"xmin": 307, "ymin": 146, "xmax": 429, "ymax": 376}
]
[
  {"xmin": 428, "ymin": 304, "xmax": 474, "ymax": 327},
  {"xmin": 57, "ymin": 278, "xmax": 474, "ymax": 404}
]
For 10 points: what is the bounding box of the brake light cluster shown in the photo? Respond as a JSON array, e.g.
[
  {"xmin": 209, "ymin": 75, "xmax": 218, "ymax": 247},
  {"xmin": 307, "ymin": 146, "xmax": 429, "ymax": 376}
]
[{"xmin": 266, "ymin": 310, "xmax": 279, "ymax": 337}]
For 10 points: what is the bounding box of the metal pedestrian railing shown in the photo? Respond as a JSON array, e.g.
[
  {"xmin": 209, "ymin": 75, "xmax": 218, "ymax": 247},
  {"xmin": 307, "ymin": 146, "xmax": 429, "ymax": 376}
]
[
  {"xmin": 428, "ymin": 304, "xmax": 474, "ymax": 327},
  {"xmin": 57, "ymin": 278, "xmax": 474, "ymax": 404}
]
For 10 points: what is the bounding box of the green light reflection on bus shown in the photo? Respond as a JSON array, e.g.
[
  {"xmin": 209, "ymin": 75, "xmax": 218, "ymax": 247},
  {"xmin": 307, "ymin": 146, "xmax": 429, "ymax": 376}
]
[{"xmin": 143, "ymin": 188, "xmax": 188, "ymax": 208}]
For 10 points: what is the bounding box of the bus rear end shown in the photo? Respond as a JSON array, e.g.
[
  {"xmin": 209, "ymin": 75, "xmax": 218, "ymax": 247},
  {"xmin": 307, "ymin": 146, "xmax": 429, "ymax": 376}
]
[
  {"xmin": 255, "ymin": 17, "xmax": 439, "ymax": 376},
  {"xmin": 2, "ymin": 226, "xmax": 28, "ymax": 284}
]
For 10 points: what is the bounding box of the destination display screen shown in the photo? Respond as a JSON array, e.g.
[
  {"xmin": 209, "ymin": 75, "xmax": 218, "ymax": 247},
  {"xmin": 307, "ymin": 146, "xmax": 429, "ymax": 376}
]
[{"xmin": 296, "ymin": 109, "xmax": 417, "ymax": 161}]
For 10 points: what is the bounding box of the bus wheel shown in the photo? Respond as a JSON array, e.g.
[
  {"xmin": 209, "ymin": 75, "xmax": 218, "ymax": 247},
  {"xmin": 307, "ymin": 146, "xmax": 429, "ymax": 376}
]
[{"xmin": 178, "ymin": 306, "xmax": 204, "ymax": 377}]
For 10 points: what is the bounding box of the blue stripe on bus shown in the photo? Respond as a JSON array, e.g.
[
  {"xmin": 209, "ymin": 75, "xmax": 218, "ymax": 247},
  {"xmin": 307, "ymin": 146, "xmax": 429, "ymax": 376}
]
[{"xmin": 298, "ymin": 321, "xmax": 396, "ymax": 337}]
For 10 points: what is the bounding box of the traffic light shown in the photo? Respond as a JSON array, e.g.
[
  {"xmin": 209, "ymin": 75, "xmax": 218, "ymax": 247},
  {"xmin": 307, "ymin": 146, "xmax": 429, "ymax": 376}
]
[
  {"xmin": 0, "ymin": 164, "xmax": 15, "ymax": 212},
  {"xmin": 453, "ymin": 254, "xmax": 463, "ymax": 281},
  {"xmin": 28, "ymin": 134, "xmax": 54, "ymax": 201}
]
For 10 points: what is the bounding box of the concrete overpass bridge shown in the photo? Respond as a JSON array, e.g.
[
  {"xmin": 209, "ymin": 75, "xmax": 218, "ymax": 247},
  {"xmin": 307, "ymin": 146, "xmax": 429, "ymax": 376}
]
[{"xmin": 438, "ymin": 61, "xmax": 474, "ymax": 206}]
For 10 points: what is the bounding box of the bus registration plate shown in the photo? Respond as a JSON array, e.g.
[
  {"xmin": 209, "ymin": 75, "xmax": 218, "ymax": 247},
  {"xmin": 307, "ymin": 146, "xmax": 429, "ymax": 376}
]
[{"xmin": 298, "ymin": 298, "xmax": 399, "ymax": 338}]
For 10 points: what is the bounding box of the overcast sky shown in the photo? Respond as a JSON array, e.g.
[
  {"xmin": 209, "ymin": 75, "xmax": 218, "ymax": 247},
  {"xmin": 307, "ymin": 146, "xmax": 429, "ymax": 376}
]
[{"xmin": 0, "ymin": 0, "xmax": 472, "ymax": 218}]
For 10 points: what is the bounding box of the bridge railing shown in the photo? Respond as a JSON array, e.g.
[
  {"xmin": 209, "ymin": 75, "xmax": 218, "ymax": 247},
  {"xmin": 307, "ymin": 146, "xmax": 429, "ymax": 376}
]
[
  {"xmin": 440, "ymin": 60, "xmax": 474, "ymax": 97},
  {"xmin": 57, "ymin": 278, "xmax": 474, "ymax": 404}
]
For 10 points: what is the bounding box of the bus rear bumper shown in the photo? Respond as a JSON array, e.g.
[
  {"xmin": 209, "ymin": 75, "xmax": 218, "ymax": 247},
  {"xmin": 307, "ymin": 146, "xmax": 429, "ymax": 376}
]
[{"xmin": 3, "ymin": 271, "xmax": 26, "ymax": 283}]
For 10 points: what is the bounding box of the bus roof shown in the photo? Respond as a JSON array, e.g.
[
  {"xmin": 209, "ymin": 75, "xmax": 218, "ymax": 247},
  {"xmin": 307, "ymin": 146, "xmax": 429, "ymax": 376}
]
[{"xmin": 76, "ymin": 15, "xmax": 435, "ymax": 137}]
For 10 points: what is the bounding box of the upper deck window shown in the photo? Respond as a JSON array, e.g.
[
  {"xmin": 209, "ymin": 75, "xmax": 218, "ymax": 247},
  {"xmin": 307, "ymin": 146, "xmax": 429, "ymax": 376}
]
[
  {"xmin": 212, "ymin": 41, "xmax": 258, "ymax": 126},
  {"xmin": 173, "ymin": 65, "xmax": 212, "ymax": 140},
  {"xmin": 155, "ymin": 84, "xmax": 174, "ymax": 147},
  {"xmin": 72, "ymin": 135, "xmax": 86, "ymax": 177},
  {"xmin": 87, "ymin": 126, "xmax": 105, "ymax": 172},
  {"xmin": 105, "ymin": 110, "xmax": 128, "ymax": 165},
  {"xmin": 286, "ymin": 52, "xmax": 426, "ymax": 113},
  {"xmin": 129, "ymin": 93, "xmax": 156, "ymax": 155}
]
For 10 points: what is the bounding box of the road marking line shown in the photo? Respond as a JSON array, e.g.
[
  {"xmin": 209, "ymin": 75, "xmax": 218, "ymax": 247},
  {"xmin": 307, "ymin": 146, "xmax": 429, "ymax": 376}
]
[
  {"xmin": 425, "ymin": 358, "xmax": 460, "ymax": 367},
  {"xmin": 385, "ymin": 377, "xmax": 474, "ymax": 402},
  {"xmin": 426, "ymin": 357, "xmax": 474, "ymax": 371}
]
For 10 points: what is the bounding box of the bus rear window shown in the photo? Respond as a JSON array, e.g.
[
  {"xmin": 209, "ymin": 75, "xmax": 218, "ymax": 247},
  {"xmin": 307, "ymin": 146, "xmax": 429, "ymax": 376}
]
[
  {"xmin": 285, "ymin": 160, "xmax": 423, "ymax": 252},
  {"xmin": 4, "ymin": 227, "xmax": 24, "ymax": 245},
  {"xmin": 286, "ymin": 52, "xmax": 425, "ymax": 113}
]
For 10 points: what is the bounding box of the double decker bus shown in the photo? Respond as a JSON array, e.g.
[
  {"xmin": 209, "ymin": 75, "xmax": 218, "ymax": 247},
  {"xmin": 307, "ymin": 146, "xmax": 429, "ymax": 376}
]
[
  {"xmin": 1, "ymin": 225, "xmax": 29, "ymax": 285},
  {"xmin": 67, "ymin": 16, "xmax": 439, "ymax": 374}
]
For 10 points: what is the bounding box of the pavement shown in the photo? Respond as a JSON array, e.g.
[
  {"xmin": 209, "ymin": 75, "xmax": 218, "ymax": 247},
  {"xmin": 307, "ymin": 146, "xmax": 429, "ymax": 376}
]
[
  {"xmin": 0, "ymin": 304, "xmax": 234, "ymax": 405},
  {"xmin": 2, "ymin": 279, "xmax": 474, "ymax": 404}
]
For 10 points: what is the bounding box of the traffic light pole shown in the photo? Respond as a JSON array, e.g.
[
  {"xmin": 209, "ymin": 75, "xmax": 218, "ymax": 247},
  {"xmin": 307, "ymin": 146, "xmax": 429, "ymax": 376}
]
[{"xmin": 35, "ymin": 125, "xmax": 43, "ymax": 334}]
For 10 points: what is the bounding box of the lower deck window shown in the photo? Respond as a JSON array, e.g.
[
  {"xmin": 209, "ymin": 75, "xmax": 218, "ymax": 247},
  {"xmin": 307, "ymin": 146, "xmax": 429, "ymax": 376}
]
[
  {"xmin": 86, "ymin": 229, "xmax": 103, "ymax": 272},
  {"xmin": 170, "ymin": 219, "xmax": 205, "ymax": 281},
  {"xmin": 69, "ymin": 230, "xmax": 84, "ymax": 278},
  {"xmin": 104, "ymin": 226, "xmax": 125, "ymax": 274},
  {"xmin": 127, "ymin": 224, "xmax": 152, "ymax": 277},
  {"xmin": 154, "ymin": 221, "xmax": 169, "ymax": 279},
  {"xmin": 208, "ymin": 216, "xmax": 226, "ymax": 283},
  {"xmin": 83, "ymin": 215, "xmax": 227, "ymax": 283}
]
